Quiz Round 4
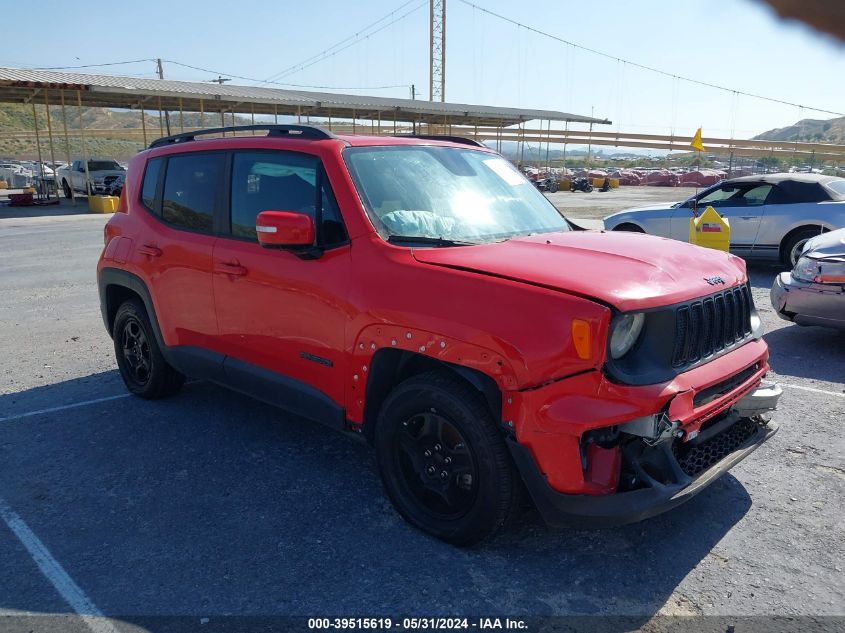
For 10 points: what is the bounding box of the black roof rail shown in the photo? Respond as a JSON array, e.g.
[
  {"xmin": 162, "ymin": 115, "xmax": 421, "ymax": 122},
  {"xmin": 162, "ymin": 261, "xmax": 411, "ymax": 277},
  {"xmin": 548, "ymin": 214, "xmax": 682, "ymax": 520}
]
[
  {"xmin": 394, "ymin": 134, "xmax": 486, "ymax": 148},
  {"xmin": 149, "ymin": 124, "xmax": 336, "ymax": 149}
]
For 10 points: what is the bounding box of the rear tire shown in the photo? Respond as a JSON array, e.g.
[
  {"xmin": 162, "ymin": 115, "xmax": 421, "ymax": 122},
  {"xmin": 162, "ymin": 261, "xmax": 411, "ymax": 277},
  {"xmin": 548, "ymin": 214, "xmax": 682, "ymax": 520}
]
[
  {"xmin": 375, "ymin": 370, "xmax": 520, "ymax": 546},
  {"xmin": 113, "ymin": 298, "xmax": 185, "ymax": 399},
  {"xmin": 782, "ymin": 228, "xmax": 821, "ymax": 268},
  {"xmin": 61, "ymin": 179, "xmax": 71, "ymax": 199}
]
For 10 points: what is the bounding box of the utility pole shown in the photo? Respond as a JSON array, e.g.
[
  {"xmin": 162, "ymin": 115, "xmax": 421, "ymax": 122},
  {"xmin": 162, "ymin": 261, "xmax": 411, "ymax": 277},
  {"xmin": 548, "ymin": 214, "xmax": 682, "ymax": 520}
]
[
  {"xmin": 429, "ymin": 0, "xmax": 445, "ymax": 102},
  {"xmin": 410, "ymin": 84, "xmax": 416, "ymax": 100},
  {"xmin": 156, "ymin": 58, "xmax": 172, "ymax": 136},
  {"xmin": 208, "ymin": 76, "xmax": 231, "ymax": 85}
]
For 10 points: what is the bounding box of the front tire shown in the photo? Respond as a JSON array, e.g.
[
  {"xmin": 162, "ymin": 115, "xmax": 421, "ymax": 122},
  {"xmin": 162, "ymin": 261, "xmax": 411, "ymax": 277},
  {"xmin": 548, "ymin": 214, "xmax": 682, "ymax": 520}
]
[
  {"xmin": 113, "ymin": 299, "xmax": 184, "ymax": 399},
  {"xmin": 375, "ymin": 371, "xmax": 520, "ymax": 546},
  {"xmin": 61, "ymin": 179, "xmax": 72, "ymax": 199},
  {"xmin": 782, "ymin": 228, "xmax": 821, "ymax": 268}
]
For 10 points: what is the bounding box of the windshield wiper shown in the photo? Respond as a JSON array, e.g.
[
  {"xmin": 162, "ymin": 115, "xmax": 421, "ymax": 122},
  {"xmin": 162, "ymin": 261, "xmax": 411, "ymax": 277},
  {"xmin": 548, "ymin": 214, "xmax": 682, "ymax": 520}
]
[{"xmin": 386, "ymin": 235, "xmax": 480, "ymax": 247}]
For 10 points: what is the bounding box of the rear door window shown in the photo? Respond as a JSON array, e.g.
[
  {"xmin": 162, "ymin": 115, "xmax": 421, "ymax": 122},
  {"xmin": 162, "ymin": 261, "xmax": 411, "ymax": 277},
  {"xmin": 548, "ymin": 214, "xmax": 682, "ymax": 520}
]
[{"xmin": 161, "ymin": 153, "xmax": 224, "ymax": 233}]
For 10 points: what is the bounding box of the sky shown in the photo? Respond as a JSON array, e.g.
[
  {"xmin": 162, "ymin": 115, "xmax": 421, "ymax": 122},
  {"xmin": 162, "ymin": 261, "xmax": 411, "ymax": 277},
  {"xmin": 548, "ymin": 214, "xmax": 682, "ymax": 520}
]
[{"xmin": 2, "ymin": 0, "xmax": 844, "ymax": 140}]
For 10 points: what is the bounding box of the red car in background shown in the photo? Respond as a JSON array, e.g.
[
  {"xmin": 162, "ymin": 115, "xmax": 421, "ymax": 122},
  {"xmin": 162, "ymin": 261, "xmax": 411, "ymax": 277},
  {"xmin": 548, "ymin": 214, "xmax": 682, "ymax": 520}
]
[{"xmin": 98, "ymin": 125, "xmax": 781, "ymax": 545}]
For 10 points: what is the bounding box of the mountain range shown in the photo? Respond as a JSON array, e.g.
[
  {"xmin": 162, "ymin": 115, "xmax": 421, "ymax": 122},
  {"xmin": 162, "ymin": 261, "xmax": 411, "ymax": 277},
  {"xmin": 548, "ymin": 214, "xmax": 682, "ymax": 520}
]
[{"xmin": 753, "ymin": 115, "xmax": 845, "ymax": 143}]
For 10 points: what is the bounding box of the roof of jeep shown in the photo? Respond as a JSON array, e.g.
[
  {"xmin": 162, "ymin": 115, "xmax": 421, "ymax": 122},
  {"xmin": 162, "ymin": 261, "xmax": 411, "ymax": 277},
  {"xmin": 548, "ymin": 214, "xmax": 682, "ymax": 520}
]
[
  {"xmin": 335, "ymin": 134, "xmax": 492, "ymax": 149},
  {"xmin": 142, "ymin": 130, "xmax": 495, "ymax": 157}
]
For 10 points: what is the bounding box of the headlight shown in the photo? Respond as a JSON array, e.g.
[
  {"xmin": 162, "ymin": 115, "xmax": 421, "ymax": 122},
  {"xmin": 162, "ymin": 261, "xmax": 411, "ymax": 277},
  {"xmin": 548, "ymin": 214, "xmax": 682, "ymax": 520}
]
[
  {"xmin": 792, "ymin": 256, "xmax": 819, "ymax": 282},
  {"xmin": 609, "ymin": 312, "xmax": 645, "ymax": 359}
]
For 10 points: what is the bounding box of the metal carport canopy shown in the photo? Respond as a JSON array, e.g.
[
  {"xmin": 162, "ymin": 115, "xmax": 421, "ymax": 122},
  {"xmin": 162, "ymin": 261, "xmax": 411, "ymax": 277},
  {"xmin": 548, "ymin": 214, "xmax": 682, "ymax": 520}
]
[{"xmin": 0, "ymin": 67, "xmax": 610, "ymax": 127}]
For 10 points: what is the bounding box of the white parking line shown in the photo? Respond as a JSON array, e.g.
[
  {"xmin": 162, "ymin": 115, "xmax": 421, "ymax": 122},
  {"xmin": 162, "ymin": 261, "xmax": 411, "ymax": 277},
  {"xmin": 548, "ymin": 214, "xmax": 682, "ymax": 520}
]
[
  {"xmin": 0, "ymin": 497, "xmax": 121, "ymax": 633},
  {"xmin": 0, "ymin": 393, "xmax": 132, "ymax": 424},
  {"xmin": 780, "ymin": 383, "xmax": 845, "ymax": 399}
]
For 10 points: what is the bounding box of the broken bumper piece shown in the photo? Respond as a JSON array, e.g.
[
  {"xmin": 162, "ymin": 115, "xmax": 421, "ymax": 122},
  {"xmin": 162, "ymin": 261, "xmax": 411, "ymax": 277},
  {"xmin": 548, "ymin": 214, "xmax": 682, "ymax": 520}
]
[{"xmin": 509, "ymin": 382, "xmax": 781, "ymax": 528}]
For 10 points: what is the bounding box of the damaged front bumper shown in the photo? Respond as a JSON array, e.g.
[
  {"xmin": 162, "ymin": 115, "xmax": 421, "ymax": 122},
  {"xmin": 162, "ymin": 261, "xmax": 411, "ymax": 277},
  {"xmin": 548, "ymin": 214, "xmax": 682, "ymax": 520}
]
[
  {"xmin": 771, "ymin": 271, "xmax": 845, "ymax": 330},
  {"xmin": 509, "ymin": 381, "xmax": 781, "ymax": 528}
]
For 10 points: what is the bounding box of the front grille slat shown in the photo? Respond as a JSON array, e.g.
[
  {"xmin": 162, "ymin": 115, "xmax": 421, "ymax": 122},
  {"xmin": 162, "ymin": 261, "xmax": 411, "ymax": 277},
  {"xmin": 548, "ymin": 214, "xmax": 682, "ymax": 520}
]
[{"xmin": 671, "ymin": 284, "xmax": 753, "ymax": 370}]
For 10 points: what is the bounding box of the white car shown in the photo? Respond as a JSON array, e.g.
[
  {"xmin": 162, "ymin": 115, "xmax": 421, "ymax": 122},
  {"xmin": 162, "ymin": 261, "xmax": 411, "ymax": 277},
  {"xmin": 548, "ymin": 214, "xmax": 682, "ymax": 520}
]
[
  {"xmin": 604, "ymin": 173, "xmax": 845, "ymax": 267},
  {"xmin": 56, "ymin": 158, "xmax": 125, "ymax": 197}
]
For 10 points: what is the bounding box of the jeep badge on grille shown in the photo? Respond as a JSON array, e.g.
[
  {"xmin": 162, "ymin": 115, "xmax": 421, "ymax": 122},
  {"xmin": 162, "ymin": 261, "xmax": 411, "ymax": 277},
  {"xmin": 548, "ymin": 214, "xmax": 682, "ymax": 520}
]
[{"xmin": 704, "ymin": 276, "xmax": 726, "ymax": 285}]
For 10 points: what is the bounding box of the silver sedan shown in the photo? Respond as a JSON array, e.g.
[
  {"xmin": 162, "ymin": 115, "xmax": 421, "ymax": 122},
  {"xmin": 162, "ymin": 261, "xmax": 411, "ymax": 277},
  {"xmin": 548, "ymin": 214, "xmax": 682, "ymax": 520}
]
[
  {"xmin": 771, "ymin": 227, "xmax": 845, "ymax": 330},
  {"xmin": 604, "ymin": 173, "xmax": 845, "ymax": 267}
]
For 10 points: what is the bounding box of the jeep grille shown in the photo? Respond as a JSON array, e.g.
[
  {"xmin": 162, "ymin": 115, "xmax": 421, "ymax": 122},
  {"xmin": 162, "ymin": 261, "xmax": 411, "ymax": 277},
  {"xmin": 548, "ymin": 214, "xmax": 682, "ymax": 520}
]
[{"xmin": 671, "ymin": 284, "xmax": 753, "ymax": 368}]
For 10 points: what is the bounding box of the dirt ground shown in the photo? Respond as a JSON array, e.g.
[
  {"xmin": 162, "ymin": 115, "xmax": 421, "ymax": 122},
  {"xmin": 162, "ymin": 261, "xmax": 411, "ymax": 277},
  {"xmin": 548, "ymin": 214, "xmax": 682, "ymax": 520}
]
[{"xmin": 547, "ymin": 186, "xmax": 696, "ymax": 222}]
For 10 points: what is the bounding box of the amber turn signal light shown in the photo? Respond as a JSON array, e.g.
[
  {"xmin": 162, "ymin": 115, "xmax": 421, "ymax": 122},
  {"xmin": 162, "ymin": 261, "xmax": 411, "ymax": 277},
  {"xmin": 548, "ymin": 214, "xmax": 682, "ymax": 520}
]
[{"xmin": 571, "ymin": 319, "xmax": 592, "ymax": 360}]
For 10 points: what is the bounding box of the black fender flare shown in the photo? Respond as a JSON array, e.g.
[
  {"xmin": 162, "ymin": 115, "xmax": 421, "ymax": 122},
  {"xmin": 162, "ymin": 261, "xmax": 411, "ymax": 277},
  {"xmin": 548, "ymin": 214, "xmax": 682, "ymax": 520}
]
[{"xmin": 98, "ymin": 267, "xmax": 167, "ymax": 352}]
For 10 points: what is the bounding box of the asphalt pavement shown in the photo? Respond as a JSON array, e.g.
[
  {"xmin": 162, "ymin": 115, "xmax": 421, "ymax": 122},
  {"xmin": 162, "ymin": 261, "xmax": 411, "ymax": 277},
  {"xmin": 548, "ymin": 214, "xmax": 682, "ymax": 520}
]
[{"xmin": 0, "ymin": 207, "xmax": 843, "ymax": 631}]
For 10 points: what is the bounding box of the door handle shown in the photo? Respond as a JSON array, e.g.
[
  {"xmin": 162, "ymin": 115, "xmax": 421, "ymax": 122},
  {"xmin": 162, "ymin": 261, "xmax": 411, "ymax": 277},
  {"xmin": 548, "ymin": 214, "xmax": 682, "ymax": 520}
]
[
  {"xmin": 739, "ymin": 215, "xmax": 756, "ymax": 220},
  {"xmin": 215, "ymin": 262, "xmax": 247, "ymax": 277},
  {"xmin": 138, "ymin": 244, "xmax": 162, "ymax": 258}
]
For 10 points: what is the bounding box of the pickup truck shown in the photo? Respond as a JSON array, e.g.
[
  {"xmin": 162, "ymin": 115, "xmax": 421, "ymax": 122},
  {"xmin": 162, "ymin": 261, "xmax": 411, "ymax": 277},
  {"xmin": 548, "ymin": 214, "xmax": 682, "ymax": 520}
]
[{"xmin": 57, "ymin": 159, "xmax": 125, "ymax": 197}]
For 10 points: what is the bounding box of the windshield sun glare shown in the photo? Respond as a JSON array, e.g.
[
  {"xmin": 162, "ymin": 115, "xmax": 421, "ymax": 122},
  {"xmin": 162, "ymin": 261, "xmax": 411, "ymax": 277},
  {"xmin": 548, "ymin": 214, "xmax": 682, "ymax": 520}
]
[{"xmin": 344, "ymin": 146, "xmax": 569, "ymax": 244}]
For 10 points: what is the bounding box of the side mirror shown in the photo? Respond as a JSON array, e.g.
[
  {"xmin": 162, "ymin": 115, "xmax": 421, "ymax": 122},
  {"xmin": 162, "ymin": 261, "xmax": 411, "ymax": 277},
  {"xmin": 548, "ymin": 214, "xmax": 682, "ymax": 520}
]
[{"xmin": 256, "ymin": 211, "xmax": 315, "ymax": 249}]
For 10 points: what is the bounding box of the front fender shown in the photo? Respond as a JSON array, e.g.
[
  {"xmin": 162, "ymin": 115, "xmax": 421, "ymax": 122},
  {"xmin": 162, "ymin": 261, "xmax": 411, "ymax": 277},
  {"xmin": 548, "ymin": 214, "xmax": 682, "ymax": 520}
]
[{"xmin": 345, "ymin": 323, "xmax": 522, "ymax": 424}]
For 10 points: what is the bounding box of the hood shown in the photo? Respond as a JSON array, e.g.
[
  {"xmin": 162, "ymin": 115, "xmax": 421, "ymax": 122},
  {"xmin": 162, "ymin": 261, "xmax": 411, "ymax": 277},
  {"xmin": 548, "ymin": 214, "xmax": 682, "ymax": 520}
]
[
  {"xmin": 805, "ymin": 227, "xmax": 845, "ymax": 260},
  {"xmin": 412, "ymin": 231, "xmax": 746, "ymax": 312}
]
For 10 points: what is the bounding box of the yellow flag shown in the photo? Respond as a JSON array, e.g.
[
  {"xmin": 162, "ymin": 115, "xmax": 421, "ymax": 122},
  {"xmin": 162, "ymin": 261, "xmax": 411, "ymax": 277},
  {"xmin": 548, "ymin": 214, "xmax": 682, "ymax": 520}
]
[{"xmin": 690, "ymin": 127, "xmax": 705, "ymax": 152}]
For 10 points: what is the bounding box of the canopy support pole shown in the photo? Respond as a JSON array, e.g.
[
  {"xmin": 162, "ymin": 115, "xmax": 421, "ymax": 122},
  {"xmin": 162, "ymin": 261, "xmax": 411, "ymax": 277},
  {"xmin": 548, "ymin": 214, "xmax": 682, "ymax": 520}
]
[
  {"xmin": 59, "ymin": 90, "xmax": 74, "ymax": 205},
  {"xmin": 140, "ymin": 102, "xmax": 147, "ymax": 147},
  {"xmin": 77, "ymin": 91, "xmax": 91, "ymax": 199},
  {"xmin": 157, "ymin": 96, "xmax": 164, "ymax": 137},
  {"xmin": 44, "ymin": 91, "xmax": 58, "ymax": 201},
  {"xmin": 30, "ymin": 96, "xmax": 45, "ymax": 199}
]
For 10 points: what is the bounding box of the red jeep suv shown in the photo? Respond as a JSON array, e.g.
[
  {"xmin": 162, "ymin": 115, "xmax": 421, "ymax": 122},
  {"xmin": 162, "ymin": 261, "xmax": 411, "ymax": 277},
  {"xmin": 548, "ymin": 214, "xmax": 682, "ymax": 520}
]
[{"xmin": 98, "ymin": 125, "xmax": 781, "ymax": 545}]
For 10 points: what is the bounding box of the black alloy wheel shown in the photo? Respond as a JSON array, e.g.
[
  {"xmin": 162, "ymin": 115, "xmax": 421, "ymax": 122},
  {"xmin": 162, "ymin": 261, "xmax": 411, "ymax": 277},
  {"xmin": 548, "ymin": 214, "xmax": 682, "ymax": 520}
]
[
  {"xmin": 393, "ymin": 411, "xmax": 478, "ymax": 519},
  {"xmin": 112, "ymin": 298, "xmax": 185, "ymax": 399},
  {"xmin": 121, "ymin": 316, "xmax": 152, "ymax": 386},
  {"xmin": 375, "ymin": 370, "xmax": 521, "ymax": 546}
]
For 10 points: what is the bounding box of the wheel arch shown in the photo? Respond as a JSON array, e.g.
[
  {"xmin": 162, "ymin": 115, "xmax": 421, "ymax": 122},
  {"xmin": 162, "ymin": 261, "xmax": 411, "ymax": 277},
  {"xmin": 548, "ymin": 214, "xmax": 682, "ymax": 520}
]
[
  {"xmin": 98, "ymin": 268, "xmax": 166, "ymax": 350},
  {"xmin": 359, "ymin": 348, "xmax": 505, "ymax": 443},
  {"xmin": 779, "ymin": 223, "xmax": 830, "ymax": 261},
  {"xmin": 611, "ymin": 221, "xmax": 646, "ymax": 232}
]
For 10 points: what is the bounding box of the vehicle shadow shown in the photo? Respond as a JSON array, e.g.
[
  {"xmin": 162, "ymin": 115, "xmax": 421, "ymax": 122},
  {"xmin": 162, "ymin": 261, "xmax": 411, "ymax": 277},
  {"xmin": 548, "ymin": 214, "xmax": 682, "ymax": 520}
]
[
  {"xmin": 0, "ymin": 197, "xmax": 92, "ymax": 220},
  {"xmin": 746, "ymin": 263, "xmax": 782, "ymax": 290},
  {"xmin": 0, "ymin": 372, "xmax": 751, "ymax": 621},
  {"xmin": 763, "ymin": 321, "xmax": 845, "ymax": 383}
]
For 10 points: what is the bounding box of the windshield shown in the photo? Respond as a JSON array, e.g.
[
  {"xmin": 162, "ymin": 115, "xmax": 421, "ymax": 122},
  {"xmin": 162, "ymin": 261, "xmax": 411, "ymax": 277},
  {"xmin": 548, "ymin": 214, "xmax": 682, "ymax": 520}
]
[
  {"xmin": 88, "ymin": 160, "xmax": 123, "ymax": 171},
  {"xmin": 344, "ymin": 146, "xmax": 569, "ymax": 243}
]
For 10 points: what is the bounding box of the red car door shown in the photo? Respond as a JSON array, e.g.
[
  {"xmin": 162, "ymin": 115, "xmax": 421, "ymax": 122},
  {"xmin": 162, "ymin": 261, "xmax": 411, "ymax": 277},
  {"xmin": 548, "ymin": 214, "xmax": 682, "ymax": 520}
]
[
  {"xmin": 211, "ymin": 149, "xmax": 353, "ymax": 418},
  {"xmin": 138, "ymin": 152, "xmax": 223, "ymax": 351}
]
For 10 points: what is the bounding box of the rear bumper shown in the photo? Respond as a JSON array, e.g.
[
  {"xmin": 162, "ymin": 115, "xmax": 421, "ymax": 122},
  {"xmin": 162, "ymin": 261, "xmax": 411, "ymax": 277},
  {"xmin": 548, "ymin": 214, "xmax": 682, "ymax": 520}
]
[
  {"xmin": 771, "ymin": 272, "xmax": 845, "ymax": 329},
  {"xmin": 510, "ymin": 382, "xmax": 780, "ymax": 528}
]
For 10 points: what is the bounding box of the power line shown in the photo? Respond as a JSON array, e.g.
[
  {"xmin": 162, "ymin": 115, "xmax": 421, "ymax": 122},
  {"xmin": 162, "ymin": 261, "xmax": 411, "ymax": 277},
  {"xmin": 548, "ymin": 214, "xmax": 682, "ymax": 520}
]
[
  {"xmin": 162, "ymin": 60, "xmax": 409, "ymax": 91},
  {"xmin": 261, "ymin": 0, "xmax": 428, "ymax": 82},
  {"xmin": 457, "ymin": 0, "xmax": 844, "ymax": 118},
  {"xmin": 30, "ymin": 59, "xmax": 155, "ymax": 70}
]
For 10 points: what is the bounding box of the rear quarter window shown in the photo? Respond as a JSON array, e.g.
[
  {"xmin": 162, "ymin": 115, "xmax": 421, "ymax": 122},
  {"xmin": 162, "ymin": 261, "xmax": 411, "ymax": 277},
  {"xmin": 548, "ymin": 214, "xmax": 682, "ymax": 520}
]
[
  {"xmin": 161, "ymin": 153, "xmax": 224, "ymax": 233},
  {"xmin": 141, "ymin": 158, "xmax": 163, "ymax": 212},
  {"xmin": 828, "ymin": 179, "xmax": 845, "ymax": 195}
]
